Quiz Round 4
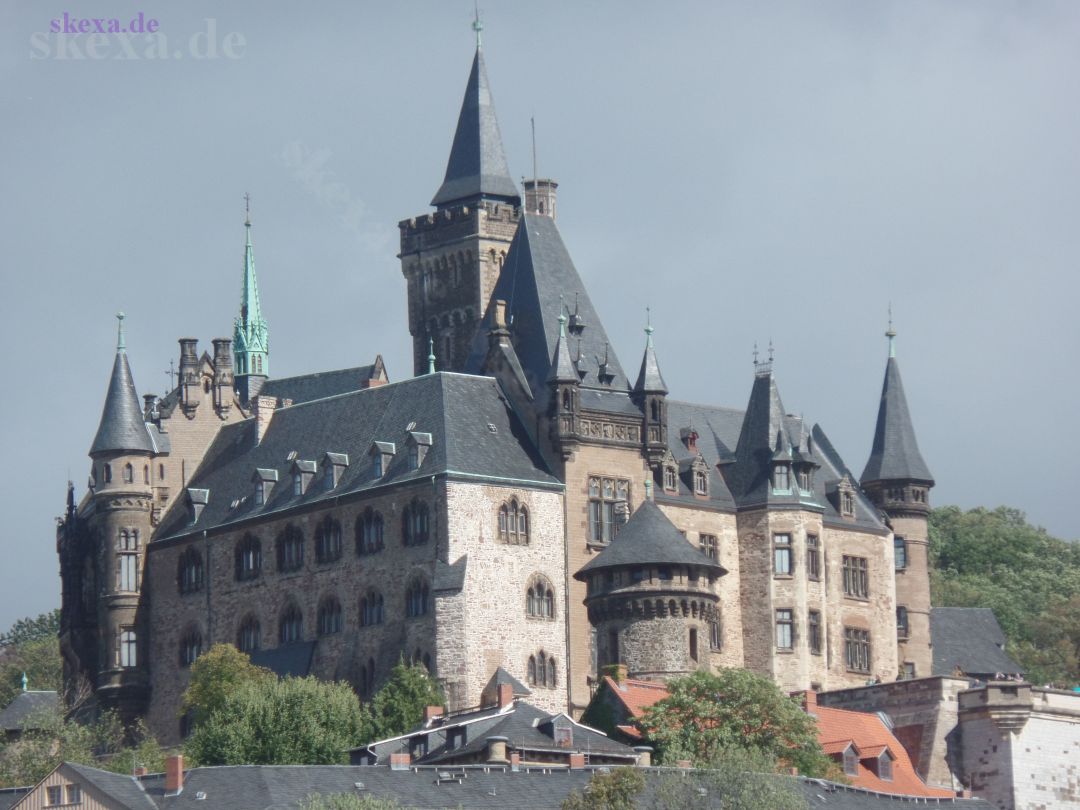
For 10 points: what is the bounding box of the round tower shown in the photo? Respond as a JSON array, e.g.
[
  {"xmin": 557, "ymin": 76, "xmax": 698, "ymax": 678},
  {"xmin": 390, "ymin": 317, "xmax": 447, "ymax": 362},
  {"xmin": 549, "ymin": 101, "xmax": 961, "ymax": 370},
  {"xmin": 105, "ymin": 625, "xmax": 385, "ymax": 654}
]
[
  {"xmin": 86, "ymin": 313, "xmax": 154, "ymax": 721},
  {"xmin": 575, "ymin": 499, "xmax": 726, "ymax": 680}
]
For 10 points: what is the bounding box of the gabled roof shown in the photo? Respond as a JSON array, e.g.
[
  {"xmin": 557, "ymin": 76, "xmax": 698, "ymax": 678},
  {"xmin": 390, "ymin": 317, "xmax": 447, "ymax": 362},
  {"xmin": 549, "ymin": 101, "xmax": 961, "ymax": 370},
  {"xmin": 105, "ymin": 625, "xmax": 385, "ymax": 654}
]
[
  {"xmin": 481, "ymin": 667, "xmax": 531, "ymax": 699},
  {"xmin": 62, "ymin": 762, "xmax": 158, "ymax": 810},
  {"xmin": 466, "ymin": 214, "xmax": 628, "ymax": 395},
  {"xmin": 575, "ymin": 500, "xmax": 726, "ymax": 577},
  {"xmin": 931, "ymin": 607, "xmax": 1022, "ymax": 677},
  {"xmin": 90, "ymin": 335, "xmax": 155, "ymax": 456},
  {"xmin": 431, "ymin": 48, "xmax": 519, "ymax": 208},
  {"xmin": 861, "ymin": 357, "xmax": 934, "ymax": 485},
  {"xmin": 258, "ymin": 360, "xmax": 385, "ymax": 406},
  {"xmin": 0, "ymin": 690, "xmax": 58, "ymax": 732},
  {"xmin": 596, "ymin": 675, "xmax": 670, "ymax": 721}
]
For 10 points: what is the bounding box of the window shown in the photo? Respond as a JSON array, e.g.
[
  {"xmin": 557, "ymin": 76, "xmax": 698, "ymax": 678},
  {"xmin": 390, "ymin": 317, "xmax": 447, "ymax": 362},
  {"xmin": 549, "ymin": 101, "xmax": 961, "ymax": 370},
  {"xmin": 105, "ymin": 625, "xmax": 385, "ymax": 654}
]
[
  {"xmin": 66, "ymin": 785, "xmax": 81, "ymax": 804},
  {"xmin": 894, "ymin": 536, "xmax": 908, "ymax": 570},
  {"xmin": 775, "ymin": 609, "xmax": 794, "ymax": 650},
  {"xmin": 841, "ymin": 490, "xmax": 855, "ymax": 516},
  {"xmin": 709, "ymin": 618, "xmax": 722, "ymax": 650},
  {"xmin": 526, "ymin": 577, "xmax": 555, "ymax": 619},
  {"xmin": 235, "ymin": 534, "xmax": 262, "ymax": 581},
  {"xmin": 402, "ymin": 501, "xmax": 430, "ymax": 546},
  {"xmin": 699, "ymin": 534, "xmax": 718, "ymax": 560},
  {"xmin": 689, "ymin": 628, "xmax": 699, "ymax": 662},
  {"xmin": 773, "ymin": 464, "xmax": 790, "ymax": 491},
  {"xmin": 498, "ymin": 498, "xmax": 529, "ymax": 544},
  {"xmin": 606, "ymin": 629, "xmax": 620, "ymax": 667},
  {"xmin": 896, "ymin": 606, "xmax": 909, "ymax": 638},
  {"xmin": 293, "ymin": 472, "xmax": 303, "ymax": 496},
  {"xmin": 373, "ymin": 453, "xmax": 384, "ymax": 478},
  {"xmin": 315, "ymin": 516, "xmax": 342, "ymax": 563},
  {"xmin": 276, "ymin": 525, "xmax": 305, "ymax": 572},
  {"xmin": 528, "ymin": 650, "xmax": 557, "ymax": 687},
  {"xmin": 119, "ymin": 627, "xmax": 137, "ymax": 668},
  {"xmin": 806, "ymin": 534, "xmax": 821, "ymax": 580},
  {"xmin": 103, "ymin": 463, "xmax": 112, "ymax": 483},
  {"xmin": 588, "ymin": 476, "xmax": 629, "ymax": 544},
  {"xmin": 842, "ymin": 556, "xmax": 869, "ymax": 599},
  {"xmin": 237, "ymin": 615, "xmax": 260, "ymax": 653},
  {"xmin": 797, "ymin": 468, "xmax": 812, "ymax": 490},
  {"xmin": 318, "ymin": 596, "xmax": 343, "ymax": 635},
  {"xmin": 46, "ymin": 786, "xmax": 62, "ymax": 805},
  {"xmin": 143, "ymin": 465, "xmax": 150, "ymax": 484},
  {"xmin": 808, "ymin": 610, "xmax": 822, "ymax": 655},
  {"xmin": 773, "ymin": 534, "xmax": 792, "ymax": 576},
  {"xmin": 356, "ymin": 508, "xmax": 385, "ymax": 555},
  {"xmin": 123, "ymin": 463, "xmax": 134, "ymax": 484},
  {"xmin": 843, "ymin": 746, "xmax": 859, "ymax": 777},
  {"xmin": 255, "ymin": 480, "xmax": 266, "ymax": 506},
  {"xmin": 878, "ymin": 752, "xmax": 893, "ymax": 781},
  {"xmin": 159, "ymin": 463, "xmax": 166, "ymax": 480},
  {"xmin": 177, "ymin": 547, "xmax": 204, "ymax": 594},
  {"xmin": 694, "ymin": 470, "xmax": 708, "ymax": 495},
  {"xmin": 117, "ymin": 530, "xmax": 140, "ymax": 592},
  {"xmin": 179, "ymin": 627, "xmax": 202, "ymax": 667},
  {"xmin": 663, "ymin": 466, "xmax": 677, "ymax": 491},
  {"xmin": 405, "ymin": 578, "xmax": 429, "ymax": 617},
  {"xmin": 360, "ymin": 590, "xmax": 384, "ymax": 626},
  {"xmin": 902, "ymin": 662, "xmax": 916, "ymax": 679},
  {"xmin": 279, "ymin": 604, "xmax": 303, "ymax": 644},
  {"xmin": 844, "ymin": 627, "xmax": 871, "ymax": 673}
]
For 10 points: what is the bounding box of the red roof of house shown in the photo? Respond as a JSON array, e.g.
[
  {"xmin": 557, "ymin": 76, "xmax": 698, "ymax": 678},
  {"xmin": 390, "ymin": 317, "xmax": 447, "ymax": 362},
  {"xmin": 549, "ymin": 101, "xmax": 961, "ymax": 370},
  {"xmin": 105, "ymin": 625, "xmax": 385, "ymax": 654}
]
[
  {"xmin": 600, "ymin": 676, "xmax": 671, "ymax": 719},
  {"xmin": 811, "ymin": 702, "xmax": 953, "ymax": 798}
]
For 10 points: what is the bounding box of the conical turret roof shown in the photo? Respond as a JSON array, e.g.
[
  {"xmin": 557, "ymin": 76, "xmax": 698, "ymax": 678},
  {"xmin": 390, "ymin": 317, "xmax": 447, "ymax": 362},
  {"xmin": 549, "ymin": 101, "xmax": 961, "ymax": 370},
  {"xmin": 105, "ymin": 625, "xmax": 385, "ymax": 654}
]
[
  {"xmin": 861, "ymin": 356, "xmax": 934, "ymax": 484},
  {"xmin": 90, "ymin": 315, "xmax": 154, "ymax": 456},
  {"xmin": 633, "ymin": 323, "xmax": 668, "ymax": 395}
]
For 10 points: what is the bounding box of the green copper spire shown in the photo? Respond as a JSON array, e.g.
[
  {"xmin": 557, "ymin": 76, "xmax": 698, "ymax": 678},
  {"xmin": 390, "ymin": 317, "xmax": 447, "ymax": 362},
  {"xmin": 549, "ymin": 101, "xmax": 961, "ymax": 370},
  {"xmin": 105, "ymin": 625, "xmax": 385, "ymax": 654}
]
[
  {"xmin": 234, "ymin": 194, "xmax": 269, "ymax": 394},
  {"xmin": 116, "ymin": 311, "xmax": 126, "ymax": 351},
  {"xmin": 427, "ymin": 338, "xmax": 436, "ymax": 374}
]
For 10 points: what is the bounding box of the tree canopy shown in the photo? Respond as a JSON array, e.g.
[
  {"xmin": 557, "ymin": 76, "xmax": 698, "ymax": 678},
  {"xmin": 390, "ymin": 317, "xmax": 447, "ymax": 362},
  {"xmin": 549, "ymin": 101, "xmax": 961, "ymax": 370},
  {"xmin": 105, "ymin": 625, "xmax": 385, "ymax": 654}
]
[
  {"xmin": 180, "ymin": 643, "xmax": 273, "ymax": 726},
  {"xmin": 638, "ymin": 669, "xmax": 831, "ymax": 778},
  {"xmin": 365, "ymin": 658, "xmax": 445, "ymax": 741},
  {"xmin": 0, "ymin": 611, "xmax": 62, "ymax": 711},
  {"xmin": 930, "ymin": 505, "xmax": 1080, "ymax": 685}
]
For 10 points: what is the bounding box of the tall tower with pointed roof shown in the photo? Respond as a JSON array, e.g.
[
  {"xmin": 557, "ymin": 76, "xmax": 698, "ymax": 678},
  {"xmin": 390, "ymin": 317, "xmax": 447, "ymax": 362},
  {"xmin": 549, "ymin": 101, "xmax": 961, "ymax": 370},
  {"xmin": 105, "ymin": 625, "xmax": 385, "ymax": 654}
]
[
  {"xmin": 861, "ymin": 325, "xmax": 935, "ymax": 679},
  {"xmin": 399, "ymin": 26, "xmax": 521, "ymax": 376},
  {"xmin": 234, "ymin": 203, "xmax": 269, "ymax": 404}
]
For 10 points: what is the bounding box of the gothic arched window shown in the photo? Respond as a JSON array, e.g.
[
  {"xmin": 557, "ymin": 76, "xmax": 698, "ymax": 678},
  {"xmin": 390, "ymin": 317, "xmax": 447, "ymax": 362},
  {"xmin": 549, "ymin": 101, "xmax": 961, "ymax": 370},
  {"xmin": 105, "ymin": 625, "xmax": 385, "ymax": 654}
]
[
  {"xmin": 237, "ymin": 615, "xmax": 260, "ymax": 653},
  {"xmin": 177, "ymin": 547, "xmax": 204, "ymax": 595},
  {"xmin": 402, "ymin": 501, "xmax": 430, "ymax": 547},
  {"xmin": 315, "ymin": 516, "xmax": 342, "ymax": 563},
  {"xmin": 276, "ymin": 524, "xmax": 305, "ymax": 572},
  {"xmin": 279, "ymin": 603, "xmax": 303, "ymax": 644},
  {"xmin": 526, "ymin": 576, "xmax": 555, "ymax": 619},
  {"xmin": 405, "ymin": 577, "xmax": 429, "ymax": 618},
  {"xmin": 356, "ymin": 508, "xmax": 384, "ymax": 555},
  {"xmin": 235, "ymin": 534, "xmax": 262, "ymax": 581},
  {"xmin": 498, "ymin": 499, "xmax": 529, "ymax": 545},
  {"xmin": 317, "ymin": 596, "xmax": 343, "ymax": 636},
  {"xmin": 360, "ymin": 590, "xmax": 385, "ymax": 627},
  {"xmin": 179, "ymin": 626, "xmax": 202, "ymax": 668}
]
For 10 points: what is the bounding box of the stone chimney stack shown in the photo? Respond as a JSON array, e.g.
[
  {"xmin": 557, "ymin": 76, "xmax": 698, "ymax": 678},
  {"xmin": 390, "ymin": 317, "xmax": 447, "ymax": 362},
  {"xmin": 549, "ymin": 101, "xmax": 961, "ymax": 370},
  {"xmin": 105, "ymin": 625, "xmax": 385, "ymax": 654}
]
[
  {"xmin": 178, "ymin": 338, "xmax": 200, "ymax": 416},
  {"xmin": 212, "ymin": 338, "xmax": 234, "ymax": 416},
  {"xmin": 496, "ymin": 682, "xmax": 514, "ymax": 708},
  {"xmin": 252, "ymin": 395, "xmax": 276, "ymax": 445}
]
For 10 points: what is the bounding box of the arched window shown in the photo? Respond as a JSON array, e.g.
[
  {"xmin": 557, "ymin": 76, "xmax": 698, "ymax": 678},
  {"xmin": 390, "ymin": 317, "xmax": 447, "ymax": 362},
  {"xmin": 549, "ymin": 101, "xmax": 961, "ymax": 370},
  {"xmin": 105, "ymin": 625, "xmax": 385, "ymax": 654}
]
[
  {"xmin": 179, "ymin": 627, "xmax": 202, "ymax": 668},
  {"xmin": 528, "ymin": 650, "xmax": 556, "ymax": 687},
  {"xmin": 315, "ymin": 516, "xmax": 342, "ymax": 563},
  {"xmin": 279, "ymin": 603, "xmax": 303, "ymax": 644},
  {"xmin": 276, "ymin": 524, "xmax": 305, "ymax": 572},
  {"xmin": 526, "ymin": 576, "xmax": 555, "ymax": 619},
  {"xmin": 103, "ymin": 464, "xmax": 112, "ymax": 483},
  {"xmin": 547, "ymin": 656, "xmax": 557, "ymax": 687},
  {"xmin": 402, "ymin": 501, "xmax": 430, "ymax": 547},
  {"xmin": 237, "ymin": 615, "xmax": 260, "ymax": 653},
  {"xmin": 116, "ymin": 530, "xmax": 140, "ymax": 593},
  {"xmin": 360, "ymin": 590, "xmax": 385, "ymax": 627},
  {"xmin": 143, "ymin": 465, "xmax": 150, "ymax": 484},
  {"xmin": 177, "ymin": 547, "xmax": 204, "ymax": 595},
  {"xmin": 358, "ymin": 657, "xmax": 376, "ymax": 697},
  {"xmin": 123, "ymin": 463, "xmax": 134, "ymax": 484},
  {"xmin": 159, "ymin": 463, "xmax": 166, "ymax": 481},
  {"xmin": 235, "ymin": 534, "xmax": 262, "ymax": 581},
  {"xmin": 317, "ymin": 596, "xmax": 342, "ymax": 636},
  {"xmin": 527, "ymin": 655, "xmax": 537, "ymax": 685},
  {"xmin": 498, "ymin": 499, "xmax": 529, "ymax": 545},
  {"xmin": 405, "ymin": 577, "xmax": 429, "ymax": 618},
  {"xmin": 650, "ymin": 400, "xmax": 660, "ymax": 421},
  {"xmin": 694, "ymin": 470, "xmax": 708, "ymax": 495},
  {"xmin": 356, "ymin": 508, "xmax": 384, "ymax": 555}
]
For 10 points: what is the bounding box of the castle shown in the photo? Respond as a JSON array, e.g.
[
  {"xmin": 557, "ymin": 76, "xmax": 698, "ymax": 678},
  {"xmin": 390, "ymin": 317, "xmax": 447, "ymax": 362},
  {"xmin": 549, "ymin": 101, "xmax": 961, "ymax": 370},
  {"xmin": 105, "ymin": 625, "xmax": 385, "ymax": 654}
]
[{"xmin": 56, "ymin": 33, "xmax": 936, "ymax": 745}]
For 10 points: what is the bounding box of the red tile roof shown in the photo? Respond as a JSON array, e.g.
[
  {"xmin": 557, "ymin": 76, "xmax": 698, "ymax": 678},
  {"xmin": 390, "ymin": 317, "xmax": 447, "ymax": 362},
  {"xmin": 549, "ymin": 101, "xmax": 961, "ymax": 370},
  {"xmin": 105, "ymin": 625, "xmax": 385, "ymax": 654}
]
[{"xmin": 600, "ymin": 676, "xmax": 671, "ymax": 719}]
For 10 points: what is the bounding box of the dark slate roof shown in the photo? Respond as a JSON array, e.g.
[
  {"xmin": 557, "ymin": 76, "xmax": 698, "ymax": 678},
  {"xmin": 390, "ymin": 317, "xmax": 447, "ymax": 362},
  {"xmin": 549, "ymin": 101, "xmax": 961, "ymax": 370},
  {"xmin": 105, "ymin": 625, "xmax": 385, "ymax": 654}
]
[
  {"xmin": 258, "ymin": 361, "xmax": 383, "ymax": 406},
  {"xmin": 723, "ymin": 371, "xmax": 797, "ymax": 507},
  {"xmin": 547, "ymin": 324, "xmax": 578, "ymax": 384},
  {"xmin": 810, "ymin": 425, "xmax": 889, "ymax": 531},
  {"xmin": 482, "ymin": 666, "xmax": 531, "ymax": 697},
  {"xmin": 0, "ymin": 786, "xmax": 30, "ymax": 810},
  {"xmin": 579, "ymin": 388, "xmax": 641, "ymax": 417},
  {"xmin": 931, "ymin": 608, "xmax": 1022, "ymax": 677},
  {"xmin": 64, "ymin": 762, "xmax": 158, "ymax": 810},
  {"xmin": 861, "ymin": 357, "xmax": 934, "ymax": 485},
  {"xmin": 632, "ymin": 332, "xmax": 668, "ymax": 395},
  {"xmin": 0, "ymin": 690, "xmax": 58, "ymax": 731},
  {"xmin": 90, "ymin": 349, "xmax": 155, "ymax": 455},
  {"xmin": 575, "ymin": 500, "xmax": 727, "ymax": 577},
  {"xmin": 431, "ymin": 48, "xmax": 519, "ymax": 208},
  {"xmin": 465, "ymin": 214, "xmax": 629, "ymax": 397},
  {"xmin": 156, "ymin": 372, "xmax": 558, "ymax": 541},
  {"xmin": 248, "ymin": 641, "xmax": 315, "ymax": 678}
]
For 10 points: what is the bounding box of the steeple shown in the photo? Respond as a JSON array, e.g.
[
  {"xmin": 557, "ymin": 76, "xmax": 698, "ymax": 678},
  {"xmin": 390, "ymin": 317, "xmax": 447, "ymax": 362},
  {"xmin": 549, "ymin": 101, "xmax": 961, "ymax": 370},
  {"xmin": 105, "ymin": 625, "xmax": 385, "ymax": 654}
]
[
  {"xmin": 90, "ymin": 313, "xmax": 154, "ymax": 456},
  {"xmin": 861, "ymin": 326, "xmax": 934, "ymax": 486},
  {"xmin": 430, "ymin": 36, "xmax": 519, "ymax": 208},
  {"xmin": 234, "ymin": 197, "xmax": 269, "ymax": 402},
  {"xmin": 633, "ymin": 311, "xmax": 668, "ymax": 395},
  {"xmin": 547, "ymin": 311, "xmax": 578, "ymax": 384}
]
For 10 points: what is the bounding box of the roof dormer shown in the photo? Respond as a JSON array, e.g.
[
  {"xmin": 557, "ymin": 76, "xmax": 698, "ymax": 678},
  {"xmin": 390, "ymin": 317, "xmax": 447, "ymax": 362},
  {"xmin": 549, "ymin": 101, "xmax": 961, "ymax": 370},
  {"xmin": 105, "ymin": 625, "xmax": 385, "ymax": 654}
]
[
  {"xmin": 369, "ymin": 441, "xmax": 395, "ymax": 479},
  {"xmin": 186, "ymin": 488, "xmax": 209, "ymax": 524},
  {"xmin": 290, "ymin": 459, "xmax": 316, "ymax": 496},
  {"xmin": 252, "ymin": 468, "xmax": 277, "ymax": 506},
  {"xmin": 406, "ymin": 432, "xmax": 432, "ymax": 471},
  {"xmin": 322, "ymin": 452, "xmax": 349, "ymax": 489}
]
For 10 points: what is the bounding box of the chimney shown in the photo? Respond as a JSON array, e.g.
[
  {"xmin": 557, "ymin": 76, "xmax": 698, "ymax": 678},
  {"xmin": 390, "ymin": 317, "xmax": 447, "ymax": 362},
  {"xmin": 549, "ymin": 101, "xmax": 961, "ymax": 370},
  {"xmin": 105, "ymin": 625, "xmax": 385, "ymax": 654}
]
[
  {"xmin": 133, "ymin": 766, "xmax": 148, "ymax": 777},
  {"xmin": 252, "ymin": 395, "xmax": 276, "ymax": 445},
  {"xmin": 523, "ymin": 178, "xmax": 559, "ymax": 220},
  {"xmin": 798, "ymin": 689, "xmax": 817, "ymax": 713},
  {"xmin": 509, "ymin": 751, "xmax": 521, "ymax": 771},
  {"xmin": 423, "ymin": 705, "xmax": 444, "ymax": 724},
  {"xmin": 389, "ymin": 752, "xmax": 411, "ymax": 771},
  {"xmin": 497, "ymin": 682, "xmax": 514, "ymax": 708},
  {"xmin": 489, "ymin": 300, "xmax": 511, "ymax": 350},
  {"xmin": 212, "ymin": 338, "xmax": 234, "ymax": 414},
  {"xmin": 178, "ymin": 338, "xmax": 201, "ymax": 414},
  {"xmin": 485, "ymin": 736, "xmax": 509, "ymax": 764},
  {"xmin": 568, "ymin": 752, "xmax": 586, "ymax": 770},
  {"xmin": 165, "ymin": 754, "xmax": 184, "ymax": 794},
  {"xmin": 633, "ymin": 746, "xmax": 653, "ymax": 768}
]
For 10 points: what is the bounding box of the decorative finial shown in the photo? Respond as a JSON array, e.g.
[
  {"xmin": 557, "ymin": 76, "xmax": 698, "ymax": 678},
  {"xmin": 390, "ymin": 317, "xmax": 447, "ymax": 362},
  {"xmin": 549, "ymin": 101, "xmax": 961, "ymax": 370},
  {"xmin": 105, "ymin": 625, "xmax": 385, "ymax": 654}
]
[
  {"xmin": 165, "ymin": 359, "xmax": 176, "ymax": 390},
  {"xmin": 21, "ymin": 672, "xmax": 28, "ymax": 692},
  {"xmin": 472, "ymin": 2, "xmax": 483, "ymax": 49},
  {"xmin": 427, "ymin": 338, "xmax": 436, "ymax": 375},
  {"xmin": 558, "ymin": 311, "xmax": 567, "ymax": 338},
  {"xmin": 768, "ymin": 339, "xmax": 774, "ymax": 363},
  {"xmin": 752, "ymin": 342, "xmax": 759, "ymax": 367},
  {"xmin": 886, "ymin": 303, "xmax": 897, "ymax": 359},
  {"xmin": 116, "ymin": 312, "xmax": 126, "ymax": 352},
  {"xmin": 244, "ymin": 192, "xmax": 251, "ymax": 227},
  {"xmin": 644, "ymin": 307, "xmax": 654, "ymax": 347}
]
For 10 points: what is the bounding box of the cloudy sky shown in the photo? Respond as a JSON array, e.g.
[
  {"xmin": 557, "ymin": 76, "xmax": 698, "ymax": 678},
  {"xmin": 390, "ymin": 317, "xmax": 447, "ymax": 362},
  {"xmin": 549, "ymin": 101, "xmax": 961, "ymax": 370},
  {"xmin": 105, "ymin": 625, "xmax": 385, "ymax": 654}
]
[{"xmin": 1, "ymin": 1, "xmax": 1077, "ymax": 629}]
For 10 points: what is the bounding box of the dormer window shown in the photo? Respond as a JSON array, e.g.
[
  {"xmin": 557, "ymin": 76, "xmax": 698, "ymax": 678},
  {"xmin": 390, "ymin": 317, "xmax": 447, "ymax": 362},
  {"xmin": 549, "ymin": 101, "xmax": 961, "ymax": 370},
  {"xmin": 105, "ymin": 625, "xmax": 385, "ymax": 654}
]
[
  {"xmin": 406, "ymin": 432, "xmax": 432, "ymax": 470},
  {"xmin": 291, "ymin": 459, "xmax": 316, "ymax": 496},
  {"xmin": 773, "ymin": 464, "xmax": 791, "ymax": 491},
  {"xmin": 842, "ymin": 490, "xmax": 854, "ymax": 516},
  {"xmin": 797, "ymin": 468, "xmax": 813, "ymax": 491},
  {"xmin": 876, "ymin": 750, "xmax": 894, "ymax": 781},
  {"xmin": 323, "ymin": 453, "xmax": 348, "ymax": 489},
  {"xmin": 253, "ymin": 469, "xmax": 277, "ymax": 506},
  {"xmin": 694, "ymin": 469, "xmax": 708, "ymax": 496},
  {"xmin": 663, "ymin": 465, "xmax": 677, "ymax": 492},
  {"xmin": 186, "ymin": 488, "xmax": 209, "ymax": 524},
  {"xmin": 369, "ymin": 442, "xmax": 395, "ymax": 479},
  {"xmin": 842, "ymin": 744, "xmax": 859, "ymax": 777}
]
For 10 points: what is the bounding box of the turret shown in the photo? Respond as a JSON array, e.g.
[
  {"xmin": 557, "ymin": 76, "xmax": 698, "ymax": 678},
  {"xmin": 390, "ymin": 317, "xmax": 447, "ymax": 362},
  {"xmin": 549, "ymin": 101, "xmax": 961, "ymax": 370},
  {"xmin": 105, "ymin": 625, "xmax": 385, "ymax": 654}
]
[
  {"xmin": 548, "ymin": 310, "xmax": 580, "ymax": 459},
  {"xmin": 234, "ymin": 199, "xmax": 269, "ymax": 404},
  {"xmin": 860, "ymin": 321, "xmax": 934, "ymax": 680},
  {"xmin": 631, "ymin": 316, "xmax": 668, "ymax": 466}
]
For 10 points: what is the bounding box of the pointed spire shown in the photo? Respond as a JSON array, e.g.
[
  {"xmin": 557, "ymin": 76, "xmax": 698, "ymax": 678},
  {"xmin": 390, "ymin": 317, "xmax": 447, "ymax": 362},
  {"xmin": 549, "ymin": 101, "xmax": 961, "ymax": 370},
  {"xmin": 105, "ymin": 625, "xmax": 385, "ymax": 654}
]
[
  {"xmin": 861, "ymin": 326, "xmax": 934, "ymax": 485},
  {"xmin": 633, "ymin": 309, "xmax": 668, "ymax": 394},
  {"xmin": 548, "ymin": 310, "xmax": 578, "ymax": 383},
  {"xmin": 724, "ymin": 368, "xmax": 794, "ymax": 504},
  {"xmin": 886, "ymin": 304, "xmax": 897, "ymax": 359},
  {"xmin": 431, "ymin": 38, "xmax": 519, "ymax": 208},
  {"xmin": 428, "ymin": 338, "xmax": 437, "ymax": 374},
  {"xmin": 90, "ymin": 313, "xmax": 155, "ymax": 456},
  {"xmin": 234, "ymin": 196, "xmax": 269, "ymax": 392}
]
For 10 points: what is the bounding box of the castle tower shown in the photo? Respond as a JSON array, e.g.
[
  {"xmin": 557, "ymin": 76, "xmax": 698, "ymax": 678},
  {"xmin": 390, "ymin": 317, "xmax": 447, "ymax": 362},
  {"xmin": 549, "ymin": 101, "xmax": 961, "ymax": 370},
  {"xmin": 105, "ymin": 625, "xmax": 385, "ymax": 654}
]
[
  {"xmin": 631, "ymin": 317, "xmax": 669, "ymax": 467},
  {"xmin": 399, "ymin": 22, "xmax": 521, "ymax": 376},
  {"xmin": 860, "ymin": 323, "xmax": 935, "ymax": 679},
  {"xmin": 234, "ymin": 202, "xmax": 269, "ymax": 404},
  {"xmin": 548, "ymin": 310, "xmax": 581, "ymax": 460},
  {"xmin": 85, "ymin": 313, "xmax": 154, "ymax": 720},
  {"xmin": 575, "ymin": 500, "xmax": 726, "ymax": 680}
]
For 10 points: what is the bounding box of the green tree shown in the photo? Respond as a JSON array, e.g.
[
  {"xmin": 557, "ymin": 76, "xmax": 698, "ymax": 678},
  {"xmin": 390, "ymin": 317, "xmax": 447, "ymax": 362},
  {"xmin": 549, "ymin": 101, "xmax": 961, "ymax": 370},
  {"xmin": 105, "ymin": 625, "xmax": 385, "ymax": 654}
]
[
  {"xmin": 638, "ymin": 669, "xmax": 831, "ymax": 778},
  {"xmin": 300, "ymin": 794, "xmax": 403, "ymax": 810},
  {"xmin": 184, "ymin": 675, "xmax": 366, "ymax": 766},
  {"xmin": 180, "ymin": 643, "xmax": 273, "ymax": 726},
  {"xmin": 561, "ymin": 767, "xmax": 646, "ymax": 810},
  {"xmin": 0, "ymin": 636, "xmax": 63, "ymax": 710},
  {"xmin": 366, "ymin": 659, "xmax": 445, "ymax": 741},
  {"xmin": 0, "ymin": 610, "xmax": 60, "ymax": 647}
]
